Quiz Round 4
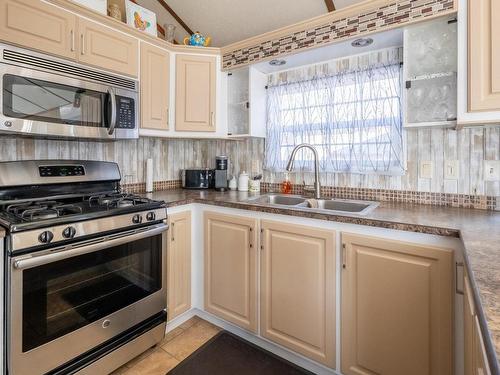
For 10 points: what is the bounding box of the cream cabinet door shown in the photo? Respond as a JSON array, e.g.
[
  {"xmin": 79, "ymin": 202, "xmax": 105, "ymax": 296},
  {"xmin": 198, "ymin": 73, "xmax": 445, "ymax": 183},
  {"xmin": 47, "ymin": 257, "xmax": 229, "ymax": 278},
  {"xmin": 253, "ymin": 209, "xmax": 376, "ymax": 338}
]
[
  {"xmin": 167, "ymin": 211, "xmax": 191, "ymax": 321},
  {"xmin": 204, "ymin": 212, "xmax": 257, "ymax": 332},
  {"xmin": 341, "ymin": 233, "xmax": 453, "ymax": 375},
  {"xmin": 0, "ymin": 0, "xmax": 76, "ymax": 60},
  {"xmin": 468, "ymin": 0, "xmax": 500, "ymax": 111},
  {"xmin": 78, "ymin": 18, "xmax": 138, "ymax": 77},
  {"xmin": 473, "ymin": 316, "xmax": 492, "ymax": 375},
  {"xmin": 175, "ymin": 54, "xmax": 216, "ymax": 132},
  {"xmin": 261, "ymin": 221, "xmax": 336, "ymax": 368},
  {"xmin": 140, "ymin": 43, "xmax": 170, "ymax": 130},
  {"xmin": 464, "ymin": 275, "xmax": 475, "ymax": 375}
]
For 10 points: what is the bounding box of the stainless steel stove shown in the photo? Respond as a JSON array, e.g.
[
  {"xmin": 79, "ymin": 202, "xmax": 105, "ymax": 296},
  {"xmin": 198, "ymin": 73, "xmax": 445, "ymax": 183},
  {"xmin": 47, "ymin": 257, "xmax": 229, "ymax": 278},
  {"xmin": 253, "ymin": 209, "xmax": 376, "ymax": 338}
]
[{"xmin": 0, "ymin": 160, "xmax": 168, "ymax": 375}]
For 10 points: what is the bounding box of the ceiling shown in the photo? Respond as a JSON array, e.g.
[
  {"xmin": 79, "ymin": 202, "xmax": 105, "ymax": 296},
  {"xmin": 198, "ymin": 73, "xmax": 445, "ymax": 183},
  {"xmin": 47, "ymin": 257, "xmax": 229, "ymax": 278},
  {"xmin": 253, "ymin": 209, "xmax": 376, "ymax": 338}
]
[{"xmin": 145, "ymin": 0, "xmax": 367, "ymax": 47}]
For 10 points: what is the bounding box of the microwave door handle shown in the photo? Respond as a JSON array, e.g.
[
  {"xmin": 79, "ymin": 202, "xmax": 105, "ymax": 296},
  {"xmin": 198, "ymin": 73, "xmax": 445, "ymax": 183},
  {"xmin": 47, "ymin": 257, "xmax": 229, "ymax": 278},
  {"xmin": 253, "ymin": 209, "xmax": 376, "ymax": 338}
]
[
  {"xmin": 13, "ymin": 223, "xmax": 168, "ymax": 270},
  {"xmin": 107, "ymin": 88, "xmax": 117, "ymax": 135}
]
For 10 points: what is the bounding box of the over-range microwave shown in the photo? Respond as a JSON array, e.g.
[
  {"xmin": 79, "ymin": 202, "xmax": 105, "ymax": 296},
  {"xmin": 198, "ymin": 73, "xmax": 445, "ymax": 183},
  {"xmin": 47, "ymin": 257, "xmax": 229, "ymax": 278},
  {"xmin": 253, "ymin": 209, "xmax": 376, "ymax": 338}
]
[{"xmin": 0, "ymin": 44, "xmax": 138, "ymax": 140}]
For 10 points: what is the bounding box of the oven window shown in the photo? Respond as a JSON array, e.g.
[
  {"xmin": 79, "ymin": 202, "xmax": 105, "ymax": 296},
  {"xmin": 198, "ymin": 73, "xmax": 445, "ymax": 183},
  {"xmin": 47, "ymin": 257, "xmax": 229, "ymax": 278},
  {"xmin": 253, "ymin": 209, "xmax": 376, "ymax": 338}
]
[
  {"xmin": 22, "ymin": 234, "xmax": 162, "ymax": 352},
  {"xmin": 3, "ymin": 74, "xmax": 105, "ymax": 127}
]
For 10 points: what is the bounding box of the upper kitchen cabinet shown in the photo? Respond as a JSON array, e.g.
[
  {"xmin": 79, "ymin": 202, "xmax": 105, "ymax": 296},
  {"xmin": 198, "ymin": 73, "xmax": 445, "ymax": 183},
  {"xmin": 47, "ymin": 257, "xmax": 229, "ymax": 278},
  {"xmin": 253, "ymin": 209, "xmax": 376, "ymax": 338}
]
[
  {"xmin": 226, "ymin": 66, "xmax": 267, "ymax": 138},
  {"xmin": 175, "ymin": 54, "xmax": 217, "ymax": 132},
  {"xmin": 404, "ymin": 17, "xmax": 458, "ymax": 128},
  {"xmin": 458, "ymin": 0, "xmax": 500, "ymax": 125},
  {"xmin": 341, "ymin": 233, "xmax": 453, "ymax": 375},
  {"xmin": 140, "ymin": 42, "xmax": 170, "ymax": 131},
  {"xmin": 78, "ymin": 18, "xmax": 138, "ymax": 77},
  {"xmin": 468, "ymin": 0, "xmax": 500, "ymax": 112},
  {"xmin": 0, "ymin": 0, "xmax": 77, "ymax": 60}
]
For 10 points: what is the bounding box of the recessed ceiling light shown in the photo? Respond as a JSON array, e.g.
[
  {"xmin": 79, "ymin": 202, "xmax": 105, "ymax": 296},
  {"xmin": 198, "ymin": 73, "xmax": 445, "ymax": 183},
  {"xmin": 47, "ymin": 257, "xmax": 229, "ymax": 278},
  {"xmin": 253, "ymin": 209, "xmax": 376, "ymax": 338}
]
[
  {"xmin": 351, "ymin": 38, "xmax": 374, "ymax": 47},
  {"xmin": 269, "ymin": 59, "xmax": 287, "ymax": 66}
]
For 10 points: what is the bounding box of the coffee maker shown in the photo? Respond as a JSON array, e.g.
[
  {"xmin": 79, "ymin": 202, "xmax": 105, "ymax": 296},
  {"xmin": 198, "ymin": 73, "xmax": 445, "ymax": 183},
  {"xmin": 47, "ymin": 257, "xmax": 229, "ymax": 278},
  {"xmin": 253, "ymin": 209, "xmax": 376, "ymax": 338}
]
[{"xmin": 215, "ymin": 155, "xmax": 228, "ymax": 191}]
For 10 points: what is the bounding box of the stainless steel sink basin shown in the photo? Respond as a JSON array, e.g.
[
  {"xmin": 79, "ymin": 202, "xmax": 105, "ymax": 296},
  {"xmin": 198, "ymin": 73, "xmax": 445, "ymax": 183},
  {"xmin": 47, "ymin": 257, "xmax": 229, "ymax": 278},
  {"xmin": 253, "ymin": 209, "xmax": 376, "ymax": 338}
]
[
  {"xmin": 244, "ymin": 194, "xmax": 378, "ymax": 215},
  {"xmin": 299, "ymin": 199, "xmax": 378, "ymax": 214},
  {"xmin": 246, "ymin": 194, "xmax": 307, "ymax": 206}
]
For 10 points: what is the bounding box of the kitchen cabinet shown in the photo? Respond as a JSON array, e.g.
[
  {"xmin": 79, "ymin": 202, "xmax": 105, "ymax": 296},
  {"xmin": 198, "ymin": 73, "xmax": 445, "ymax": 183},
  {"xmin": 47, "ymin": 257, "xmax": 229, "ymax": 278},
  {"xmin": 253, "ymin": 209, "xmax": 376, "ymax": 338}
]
[
  {"xmin": 468, "ymin": 0, "xmax": 500, "ymax": 112},
  {"xmin": 260, "ymin": 220, "xmax": 336, "ymax": 368},
  {"xmin": 204, "ymin": 212, "xmax": 258, "ymax": 332},
  {"xmin": 226, "ymin": 66, "xmax": 267, "ymax": 137},
  {"xmin": 473, "ymin": 316, "xmax": 492, "ymax": 375},
  {"xmin": 176, "ymin": 54, "xmax": 217, "ymax": 132},
  {"xmin": 78, "ymin": 18, "xmax": 138, "ymax": 77},
  {"xmin": 140, "ymin": 42, "xmax": 170, "ymax": 130},
  {"xmin": 464, "ymin": 275, "xmax": 475, "ymax": 375},
  {"xmin": 0, "ymin": 0, "xmax": 77, "ymax": 60},
  {"xmin": 167, "ymin": 211, "xmax": 191, "ymax": 321},
  {"xmin": 464, "ymin": 274, "xmax": 492, "ymax": 375},
  {"xmin": 341, "ymin": 233, "xmax": 453, "ymax": 375},
  {"xmin": 457, "ymin": 0, "xmax": 500, "ymax": 125}
]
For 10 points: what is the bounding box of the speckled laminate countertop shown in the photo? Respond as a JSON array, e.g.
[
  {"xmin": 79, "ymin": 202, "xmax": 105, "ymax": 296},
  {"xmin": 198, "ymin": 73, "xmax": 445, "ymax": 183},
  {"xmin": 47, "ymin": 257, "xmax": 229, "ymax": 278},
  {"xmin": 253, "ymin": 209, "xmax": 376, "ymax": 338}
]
[{"xmin": 144, "ymin": 189, "xmax": 500, "ymax": 373}]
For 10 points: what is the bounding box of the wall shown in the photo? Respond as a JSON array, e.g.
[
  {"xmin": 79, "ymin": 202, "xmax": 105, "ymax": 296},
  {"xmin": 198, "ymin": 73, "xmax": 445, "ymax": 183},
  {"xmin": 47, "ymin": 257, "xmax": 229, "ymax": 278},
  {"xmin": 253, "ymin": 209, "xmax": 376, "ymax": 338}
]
[
  {"xmin": 265, "ymin": 127, "xmax": 500, "ymax": 198},
  {"xmin": 0, "ymin": 136, "xmax": 264, "ymax": 184},
  {"xmin": 0, "ymin": 126, "xmax": 498, "ymax": 199}
]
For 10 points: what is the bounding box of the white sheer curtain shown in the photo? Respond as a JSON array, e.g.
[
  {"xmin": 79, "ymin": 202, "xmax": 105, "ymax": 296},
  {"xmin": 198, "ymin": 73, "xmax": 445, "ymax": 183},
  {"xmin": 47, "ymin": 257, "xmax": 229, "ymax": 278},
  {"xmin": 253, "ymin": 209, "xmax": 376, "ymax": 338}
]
[{"xmin": 265, "ymin": 48, "xmax": 404, "ymax": 174}]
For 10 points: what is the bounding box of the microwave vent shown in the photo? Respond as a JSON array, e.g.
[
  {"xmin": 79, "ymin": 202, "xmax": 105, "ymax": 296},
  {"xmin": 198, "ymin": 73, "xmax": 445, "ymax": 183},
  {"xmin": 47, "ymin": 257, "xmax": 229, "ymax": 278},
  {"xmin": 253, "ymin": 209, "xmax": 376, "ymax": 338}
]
[{"xmin": 2, "ymin": 49, "xmax": 137, "ymax": 91}]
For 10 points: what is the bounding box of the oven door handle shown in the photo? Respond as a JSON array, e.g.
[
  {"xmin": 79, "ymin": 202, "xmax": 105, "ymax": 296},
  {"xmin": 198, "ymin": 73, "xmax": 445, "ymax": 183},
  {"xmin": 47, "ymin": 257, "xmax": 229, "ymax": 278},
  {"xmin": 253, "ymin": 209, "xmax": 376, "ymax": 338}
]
[{"xmin": 13, "ymin": 223, "xmax": 168, "ymax": 270}]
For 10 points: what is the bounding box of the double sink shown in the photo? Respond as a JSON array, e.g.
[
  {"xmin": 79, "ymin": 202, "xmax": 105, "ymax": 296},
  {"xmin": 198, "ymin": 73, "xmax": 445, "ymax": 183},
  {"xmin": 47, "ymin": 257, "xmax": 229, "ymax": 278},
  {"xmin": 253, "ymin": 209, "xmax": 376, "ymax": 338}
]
[{"xmin": 245, "ymin": 194, "xmax": 379, "ymax": 215}]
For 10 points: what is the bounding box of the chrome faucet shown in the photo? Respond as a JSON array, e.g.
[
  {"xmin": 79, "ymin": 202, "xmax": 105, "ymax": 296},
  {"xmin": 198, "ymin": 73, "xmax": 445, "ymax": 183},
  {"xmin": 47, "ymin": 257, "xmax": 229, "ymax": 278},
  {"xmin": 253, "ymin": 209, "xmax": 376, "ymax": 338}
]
[{"xmin": 285, "ymin": 143, "xmax": 321, "ymax": 199}]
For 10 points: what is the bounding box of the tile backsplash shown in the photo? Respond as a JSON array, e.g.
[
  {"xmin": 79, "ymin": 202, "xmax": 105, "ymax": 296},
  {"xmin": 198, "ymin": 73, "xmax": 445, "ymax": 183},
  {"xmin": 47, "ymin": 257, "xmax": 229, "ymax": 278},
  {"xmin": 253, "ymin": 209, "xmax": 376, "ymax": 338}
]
[{"xmin": 0, "ymin": 125, "xmax": 498, "ymax": 208}]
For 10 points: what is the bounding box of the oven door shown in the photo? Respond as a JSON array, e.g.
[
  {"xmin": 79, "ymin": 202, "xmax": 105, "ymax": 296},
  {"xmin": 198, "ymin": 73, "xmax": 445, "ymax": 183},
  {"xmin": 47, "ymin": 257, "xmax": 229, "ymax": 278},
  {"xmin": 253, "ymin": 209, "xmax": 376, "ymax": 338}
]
[
  {"xmin": 0, "ymin": 64, "xmax": 137, "ymax": 140},
  {"xmin": 7, "ymin": 223, "xmax": 168, "ymax": 375}
]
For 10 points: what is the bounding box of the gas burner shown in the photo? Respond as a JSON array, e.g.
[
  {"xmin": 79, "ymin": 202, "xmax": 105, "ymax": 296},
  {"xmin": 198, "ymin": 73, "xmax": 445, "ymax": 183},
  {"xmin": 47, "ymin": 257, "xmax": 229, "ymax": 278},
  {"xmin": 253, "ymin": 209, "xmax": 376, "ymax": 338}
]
[
  {"xmin": 88, "ymin": 193, "xmax": 152, "ymax": 209},
  {"xmin": 6, "ymin": 201, "xmax": 83, "ymax": 222}
]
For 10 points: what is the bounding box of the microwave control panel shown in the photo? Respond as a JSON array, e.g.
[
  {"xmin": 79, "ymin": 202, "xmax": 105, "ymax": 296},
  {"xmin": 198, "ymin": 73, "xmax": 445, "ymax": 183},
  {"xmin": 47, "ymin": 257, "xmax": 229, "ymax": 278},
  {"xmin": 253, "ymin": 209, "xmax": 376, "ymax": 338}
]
[{"xmin": 116, "ymin": 96, "xmax": 136, "ymax": 129}]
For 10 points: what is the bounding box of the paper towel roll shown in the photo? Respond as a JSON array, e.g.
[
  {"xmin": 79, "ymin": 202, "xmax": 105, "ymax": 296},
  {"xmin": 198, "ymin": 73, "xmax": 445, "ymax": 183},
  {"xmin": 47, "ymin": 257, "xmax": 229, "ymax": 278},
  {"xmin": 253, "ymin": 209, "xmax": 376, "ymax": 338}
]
[{"xmin": 146, "ymin": 158, "xmax": 153, "ymax": 193}]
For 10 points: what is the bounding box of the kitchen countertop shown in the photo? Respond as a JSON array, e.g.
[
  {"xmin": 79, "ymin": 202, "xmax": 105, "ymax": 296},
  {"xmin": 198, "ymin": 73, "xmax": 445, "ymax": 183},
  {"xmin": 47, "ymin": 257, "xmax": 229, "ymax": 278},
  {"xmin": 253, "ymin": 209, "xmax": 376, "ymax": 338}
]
[{"xmin": 145, "ymin": 189, "xmax": 500, "ymax": 371}]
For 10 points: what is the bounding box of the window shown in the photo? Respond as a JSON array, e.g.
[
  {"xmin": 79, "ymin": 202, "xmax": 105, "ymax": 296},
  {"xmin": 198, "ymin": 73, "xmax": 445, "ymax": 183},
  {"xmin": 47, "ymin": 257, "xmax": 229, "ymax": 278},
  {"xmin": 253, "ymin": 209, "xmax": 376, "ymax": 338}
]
[{"xmin": 264, "ymin": 57, "xmax": 404, "ymax": 174}]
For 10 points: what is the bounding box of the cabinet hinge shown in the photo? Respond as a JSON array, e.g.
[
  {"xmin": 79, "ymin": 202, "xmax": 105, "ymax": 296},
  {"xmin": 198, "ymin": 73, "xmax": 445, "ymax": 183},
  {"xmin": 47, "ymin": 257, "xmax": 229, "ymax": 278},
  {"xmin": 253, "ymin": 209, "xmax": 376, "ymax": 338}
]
[{"xmin": 342, "ymin": 243, "xmax": 347, "ymax": 269}]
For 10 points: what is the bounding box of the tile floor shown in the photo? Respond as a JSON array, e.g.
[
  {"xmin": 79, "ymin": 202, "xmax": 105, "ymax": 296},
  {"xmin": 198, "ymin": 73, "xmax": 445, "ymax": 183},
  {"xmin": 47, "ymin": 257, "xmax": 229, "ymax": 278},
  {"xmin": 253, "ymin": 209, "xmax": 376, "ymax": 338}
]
[{"xmin": 112, "ymin": 316, "xmax": 222, "ymax": 375}]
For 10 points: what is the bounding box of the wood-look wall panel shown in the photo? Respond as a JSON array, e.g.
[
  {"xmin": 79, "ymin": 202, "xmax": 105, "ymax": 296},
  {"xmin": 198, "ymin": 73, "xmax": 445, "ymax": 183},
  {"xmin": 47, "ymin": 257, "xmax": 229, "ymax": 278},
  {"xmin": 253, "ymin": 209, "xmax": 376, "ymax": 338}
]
[{"xmin": 0, "ymin": 126, "xmax": 498, "ymax": 198}]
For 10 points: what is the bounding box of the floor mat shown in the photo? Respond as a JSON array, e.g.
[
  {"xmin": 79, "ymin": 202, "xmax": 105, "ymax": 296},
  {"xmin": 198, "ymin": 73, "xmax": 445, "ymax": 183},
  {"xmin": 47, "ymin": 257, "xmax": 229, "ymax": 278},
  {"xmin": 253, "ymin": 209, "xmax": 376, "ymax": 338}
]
[{"xmin": 167, "ymin": 331, "xmax": 315, "ymax": 375}]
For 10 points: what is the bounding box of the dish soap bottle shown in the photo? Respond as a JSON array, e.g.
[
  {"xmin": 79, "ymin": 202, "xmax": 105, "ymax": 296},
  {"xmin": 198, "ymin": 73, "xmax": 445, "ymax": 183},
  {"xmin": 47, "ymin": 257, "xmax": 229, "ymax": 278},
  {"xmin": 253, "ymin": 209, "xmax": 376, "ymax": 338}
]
[{"xmin": 280, "ymin": 173, "xmax": 292, "ymax": 194}]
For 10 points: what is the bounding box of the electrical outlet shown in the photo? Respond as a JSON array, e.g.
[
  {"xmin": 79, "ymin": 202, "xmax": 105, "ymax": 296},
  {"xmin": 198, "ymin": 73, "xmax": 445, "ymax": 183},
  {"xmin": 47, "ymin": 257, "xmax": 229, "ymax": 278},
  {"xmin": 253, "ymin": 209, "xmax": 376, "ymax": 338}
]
[
  {"xmin": 419, "ymin": 161, "xmax": 433, "ymax": 179},
  {"xmin": 444, "ymin": 160, "xmax": 459, "ymax": 180},
  {"xmin": 484, "ymin": 160, "xmax": 500, "ymax": 181}
]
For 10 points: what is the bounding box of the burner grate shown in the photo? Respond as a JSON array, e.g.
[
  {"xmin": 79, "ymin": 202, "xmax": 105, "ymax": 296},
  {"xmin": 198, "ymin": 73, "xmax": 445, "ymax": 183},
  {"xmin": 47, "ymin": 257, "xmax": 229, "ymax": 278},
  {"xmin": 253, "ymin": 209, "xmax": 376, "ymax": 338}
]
[{"xmin": 6, "ymin": 201, "xmax": 83, "ymax": 222}]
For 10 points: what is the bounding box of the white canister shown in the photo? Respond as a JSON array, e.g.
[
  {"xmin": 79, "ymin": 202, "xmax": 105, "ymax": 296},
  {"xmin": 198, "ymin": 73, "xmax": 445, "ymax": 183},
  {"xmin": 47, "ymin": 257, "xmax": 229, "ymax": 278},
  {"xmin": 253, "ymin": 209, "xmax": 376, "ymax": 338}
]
[
  {"xmin": 238, "ymin": 171, "xmax": 249, "ymax": 192},
  {"xmin": 228, "ymin": 176, "xmax": 238, "ymax": 190}
]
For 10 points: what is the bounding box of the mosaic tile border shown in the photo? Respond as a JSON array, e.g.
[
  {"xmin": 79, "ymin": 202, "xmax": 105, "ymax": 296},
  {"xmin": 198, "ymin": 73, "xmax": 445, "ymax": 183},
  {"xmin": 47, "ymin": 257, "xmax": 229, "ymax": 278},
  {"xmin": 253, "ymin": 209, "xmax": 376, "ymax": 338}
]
[
  {"xmin": 122, "ymin": 180, "xmax": 182, "ymax": 194},
  {"xmin": 124, "ymin": 180, "xmax": 497, "ymax": 210},
  {"xmin": 261, "ymin": 183, "xmax": 499, "ymax": 211},
  {"xmin": 222, "ymin": 0, "xmax": 455, "ymax": 69}
]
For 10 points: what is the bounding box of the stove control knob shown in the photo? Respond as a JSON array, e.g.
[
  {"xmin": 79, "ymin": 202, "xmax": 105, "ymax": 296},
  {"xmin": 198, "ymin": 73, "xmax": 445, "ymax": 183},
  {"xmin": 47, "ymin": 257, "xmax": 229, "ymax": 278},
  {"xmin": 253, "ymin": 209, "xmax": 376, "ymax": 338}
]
[
  {"xmin": 146, "ymin": 212, "xmax": 156, "ymax": 221},
  {"xmin": 38, "ymin": 231, "xmax": 54, "ymax": 244},
  {"xmin": 132, "ymin": 214, "xmax": 143, "ymax": 224},
  {"xmin": 62, "ymin": 226, "xmax": 77, "ymax": 239}
]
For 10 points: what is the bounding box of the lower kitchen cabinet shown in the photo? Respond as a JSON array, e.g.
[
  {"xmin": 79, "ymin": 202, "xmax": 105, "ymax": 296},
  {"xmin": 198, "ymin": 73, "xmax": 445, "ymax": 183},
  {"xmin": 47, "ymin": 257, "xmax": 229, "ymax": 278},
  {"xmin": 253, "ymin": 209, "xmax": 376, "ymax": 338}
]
[
  {"xmin": 204, "ymin": 212, "xmax": 258, "ymax": 332},
  {"xmin": 167, "ymin": 211, "xmax": 191, "ymax": 321},
  {"xmin": 341, "ymin": 233, "xmax": 453, "ymax": 375},
  {"xmin": 465, "ymin": 274, "xmax": 492, "ymax": 375},
  {"xmin": 260, "ymin": 220, "xmax": 336, "ymax": 368}
]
